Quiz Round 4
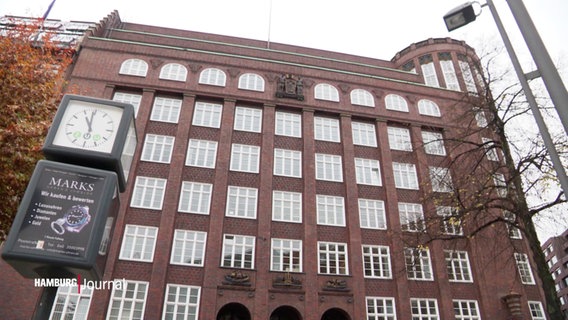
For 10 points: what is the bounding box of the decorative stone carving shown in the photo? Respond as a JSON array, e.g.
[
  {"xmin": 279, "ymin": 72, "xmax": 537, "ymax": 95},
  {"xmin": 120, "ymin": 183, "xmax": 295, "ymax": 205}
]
[
  {"xmin": 276, "ymin": 74, "xmax": 304, "ymax": 101},
  {"xmin": 188, "ymin": 63, "xmax": 202, "ymax": 73},
  {"xmin": 227, "ymin": 68, "xmax": 240, "ymax": 78},
  {"xmin": 150, "ymin": 59, "xmax": 164, "ymax": 69},
  {"xmin": 322, "ymin": 278, "xmax": 349, "ymax": 291},
  {"xmin": 273, "ymin": 272, "xmax": 302, "ymax": 288},
  {"xmin": 223, "ymin": 270, "xmax": 251, "ymax": 286}
]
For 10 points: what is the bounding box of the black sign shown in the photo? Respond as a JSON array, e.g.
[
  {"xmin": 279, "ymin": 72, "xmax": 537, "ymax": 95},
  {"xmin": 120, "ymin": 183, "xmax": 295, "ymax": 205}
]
[{"xmin": 2, "ymin": 160, "xmax": 119, "ymax": 280}]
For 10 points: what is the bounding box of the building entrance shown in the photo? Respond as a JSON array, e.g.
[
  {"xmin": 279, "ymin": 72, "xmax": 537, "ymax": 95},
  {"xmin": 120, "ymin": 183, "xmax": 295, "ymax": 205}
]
[{"xmin": 216, "ymin": 303, "xmax": 251, "ymax": 320}]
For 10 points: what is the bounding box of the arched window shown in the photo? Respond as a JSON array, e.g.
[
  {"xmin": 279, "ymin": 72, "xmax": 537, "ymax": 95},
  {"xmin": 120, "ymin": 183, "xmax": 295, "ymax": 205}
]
[
  {"xmin": 350, "ymin": 89, "xmax": 375, "ymax": 107},
  {"xmin": 119, "ymin": 58, "xmax": 148, "ymax": 77},
  {"xmin": 418, "ymin": 99, "xmax": 441, "ymax": 117},
  {"xmin": 159, "ymin": 63, "xmax": 187, "ymax": 82},
  {"xmin": 314, "ymin": 83, "xmax": 339, "ymax": 102},
  {"xmin": 199, "ymin": 68, "xmax": 226, "ymax": 87},
  {"xmin": 385, "ymin": 94, "xmax": 408, "ymax": 112},
  {"xmin": 238, "ymin": 73, "xmax": 265, "ymax": 92}
]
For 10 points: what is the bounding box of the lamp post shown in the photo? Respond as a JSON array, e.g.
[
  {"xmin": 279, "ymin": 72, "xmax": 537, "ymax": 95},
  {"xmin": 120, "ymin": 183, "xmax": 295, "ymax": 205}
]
[{"xmin": 443, "ymin": 0, "xmax": 568, "ymax": 198}]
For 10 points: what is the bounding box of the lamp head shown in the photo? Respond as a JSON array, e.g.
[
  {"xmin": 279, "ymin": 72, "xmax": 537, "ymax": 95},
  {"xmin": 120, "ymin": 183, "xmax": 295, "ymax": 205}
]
[{"xmin": 444, "ymin": 2, "xmax": 478, "ymax": 31}]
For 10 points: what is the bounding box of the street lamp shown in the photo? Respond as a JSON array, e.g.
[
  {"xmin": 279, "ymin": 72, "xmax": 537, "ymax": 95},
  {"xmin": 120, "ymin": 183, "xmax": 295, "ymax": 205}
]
[{"xmin": 443, "ymin": 0, "xmax": 568, "ymax": 198}]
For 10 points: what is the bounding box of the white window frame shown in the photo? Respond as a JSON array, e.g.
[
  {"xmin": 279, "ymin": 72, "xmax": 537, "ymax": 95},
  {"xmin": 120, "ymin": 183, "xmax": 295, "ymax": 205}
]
[
  {"xmin": 170, "ymin": 229, "xmax": 207, "ymax": 267},
  {"xmin": 410, "ymin": 298, "xmax": 439, "ymax": 319},
  {"xmin": 238, "ymin": 73, "xmax": 265, "ymax": 92},
  {"xmin": 515, "ymin": 253, "xmax": 536, "ymax": 284},
  {"xmin": 106, "ymin": 280, "xmax": 148, "ymax": 320},
  {"xmin": 392, "ymin": 162, "xmax": 419, "ymax": 190},
  {"xmin": 275, "ymin": 111, "xmax": 302, "ymax": 138},
  {"xmin": 421, "ymin": 61, "xmax": 440, "ymax": 87},
  {"xmin": 130, "ymin": 176, "xmax": 167, "ymax": 210},
  {"xmin": 528, "ymin": 301, "xmax": 546, "ymax": 320},
  {"xmin": 504, "ymin": 211, "xmax": 522, "ymax": 239},
  {"xmin": 221, "ymin": 234, "xmax": 255, "ymax": 269},
  {"xmin": 271, "ymin": 238, "xmax": 303, "ymax": 272},
  {"xmin": 274, "ymin": 149, "xmax": 302, "ymax": 178},
  {"xmin": 405, "ymin": 247, "xmax": 433, "ymax": 281},
  {"xmin": 417, "ymin": 99, "xmax": 442, "ymax": 117},
  {"xmin": 355, "ymin": 158, "xmax": 382, "ymax": 186},
  {"xmin": 49, "ymin": 285, "xmax": 93, "ymax": 320},
  {"xmin": 351, "ymin": 121, "xmax": 377, "ymax": 147},
  {"xmin": 474, "ymin": 108, "xmax": 488, "ymax": 127},
  {"xmin": 272, "ymin": 190, "xmax": 302, "ymax": 223},
  {"xmin": 385, "ymin": 94, "xmax": 409, "ymax": 112},
  {"xmin": 399, "ymin": 202, "xmax": 425, "ymax": 232},
  {"xmin": 150, "ymin": 97, "xmax": 182, "ymax": 124},
  {"xmin": 362, "ymin": 245, "xmax": 392, "ymax": 279},
  {"xmin": 119, "ymin": 58, "xmax": 148, "ymax": 77},
  {"xmin": 314, "ymin": 83, "xmax": 340, "ymax": 102},
  {"xmin": 493, "ymin": 173, "xmax": 508, "ymax": 197},
  {"xmin": 453, "ymin": 300, "xmax": 481, "ymax": 320},
  {"xmin": 159, "ymin": 63, "xmax": 187, "ymax": 82},
  {"xmin": 358, "ymin": 199, "xmax": 387, "ymax": 230},
  {"xmin": 315, "ymin": 153, "xmax": 343, "ymax": 182},
  {"xmin": 198, "ymin": 67, "xmax": 226, "ymax": 86},
  {"xmin": 459, "ymin": 60, "xmax": 479, "ymax": 94},
  {"xmin": 437, "ymin": 206, "xmax": 463, "ymax": 236},
  {"xmin": 482, "ymin": 137, "xmax": 500, "ymax": 161},
  {"xmin": 226, "ymin": 186, "xmax": 258, "ymax": 219},
  {"xmin": 185, "ymin": 139, "xmax": 218, "ymax": 169},
  {"xmin": 316, "ymin": 194, "xmax": 345, "ymax": 227},
  {"xmin": 387, "ymin": 126, "xmax": 412, "ymax": 151},
  {"xmin": 192, "ymin": 101, "xmax": 223, "ymax": 128},
  {"xmin": 230, "ymin": 144, "xmax": 260, "ymax": 173},
  {"xmin": 162, "ymin": 284, "xmax": 201, "ymax": 320},
  {"xmin": 141, "ymin": 134, "xmax": 175, "ymax": 164},
  {"xmin": 318, "ymin": 241, "xmax": 349, "ymax": 275},
  {"xmin": 421, "ymin": 131, "xmax": 446, "ymax": 156},
  {"xmin": 350, "ymin": 89, "xmax": 375, "ymax": 107},
  {"xmin": 234, "ymin": 106, "xmax": 262, "ymax": 133},
  {"xmin": 178, "ymin": 181, "xmax": 212, "ymax": 215},
  {"xmin": 366, "ymin": 297, "xmax": 396, "ymax": 320},
  {"xmin": 440, "ymin": 59, "xmax": 461, "ymax": 91},
  {"xmin": 314, "ymin": 117, "xmax": 341, "ymax": 142},
  {"xmin": 119, "ymin": 225, "xmax": 158, "ymax": 262},
  {"xmin": 113, "ymin": 92, "xmax": 142, "ymax": 118},
  {"xmin": 429, "ymin": 166, "xmax": 453, "ymax": 193},
  {"xmin": 445, "ymin": 250, "xmax": 473, "ymax": 282}
]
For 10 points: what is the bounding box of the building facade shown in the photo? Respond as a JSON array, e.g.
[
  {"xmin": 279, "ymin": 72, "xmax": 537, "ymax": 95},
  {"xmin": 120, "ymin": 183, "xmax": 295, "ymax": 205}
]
[
  {"xmin": 0, "ymin": 11, "xmax": 550, "ymax": 320},
  {"xmin": 542, "ymin": 229, "xmax": 568, "ymax": 317}
]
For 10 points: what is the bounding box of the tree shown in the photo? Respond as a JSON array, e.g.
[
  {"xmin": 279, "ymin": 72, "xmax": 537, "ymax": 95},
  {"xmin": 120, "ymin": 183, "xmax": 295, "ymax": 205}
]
[
  {"xmin": 0, "ymin": 18, "xmax": 73, "ymax": 241},
  {"xmin": 407, "ymin": 46, "xmax": 566, "ymax": 319}
]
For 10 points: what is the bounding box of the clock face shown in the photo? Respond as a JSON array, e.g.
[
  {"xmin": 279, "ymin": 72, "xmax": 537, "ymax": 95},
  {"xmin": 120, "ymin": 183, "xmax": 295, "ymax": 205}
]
[
  {"xmin": 52, "ymin": 100, "xmax": 123, "ymax": 153},
  {"xmin": 65, "ymin": 207, "xmax": 88, "ymax": 226}
]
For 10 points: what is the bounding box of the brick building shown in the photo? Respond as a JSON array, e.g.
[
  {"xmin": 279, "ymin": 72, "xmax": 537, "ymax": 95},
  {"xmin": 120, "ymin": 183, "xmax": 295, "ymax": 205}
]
[
  {"xmin": 542, "ymin": 229, "xmax": 568, "ymax": 317},
  {"xmin": 0, "ymin": 10, "xmax": 550, "ymax": 319}
]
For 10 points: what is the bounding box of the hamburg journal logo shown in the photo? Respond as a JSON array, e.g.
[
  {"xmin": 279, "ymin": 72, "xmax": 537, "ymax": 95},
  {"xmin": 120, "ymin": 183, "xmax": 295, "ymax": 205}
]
[{"xmin": 34, "ymin": 275, "xmax": 125, "ymax": 293}]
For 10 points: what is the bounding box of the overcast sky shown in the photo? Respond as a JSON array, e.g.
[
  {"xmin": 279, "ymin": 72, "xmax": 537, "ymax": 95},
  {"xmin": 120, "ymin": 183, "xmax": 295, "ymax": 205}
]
[{"xmin": 2, "ymin": 0, "xmax": 567, "ymax": 240}]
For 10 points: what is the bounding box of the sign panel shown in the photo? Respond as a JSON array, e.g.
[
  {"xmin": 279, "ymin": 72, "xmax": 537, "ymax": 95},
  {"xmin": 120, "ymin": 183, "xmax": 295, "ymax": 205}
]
[{"xmin": 2, "ymin": 160, "xmax": 119, "ymax": 281}]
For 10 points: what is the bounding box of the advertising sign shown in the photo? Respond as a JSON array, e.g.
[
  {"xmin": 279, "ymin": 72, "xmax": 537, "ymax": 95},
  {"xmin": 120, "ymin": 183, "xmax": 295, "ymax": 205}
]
[{"xmin": 1, "ymin": 160, "xmax": 119, "ymax": 281}]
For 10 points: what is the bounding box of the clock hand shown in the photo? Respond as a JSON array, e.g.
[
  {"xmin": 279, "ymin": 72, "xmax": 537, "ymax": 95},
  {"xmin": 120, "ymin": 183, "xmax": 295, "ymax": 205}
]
[{"xmin": 85, "ymin": 110, "xmax": 95, "ymax": 132}]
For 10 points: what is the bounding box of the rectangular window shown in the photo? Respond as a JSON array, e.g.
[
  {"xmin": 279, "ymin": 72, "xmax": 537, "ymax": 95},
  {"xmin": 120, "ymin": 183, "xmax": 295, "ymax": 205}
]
[
  {"xmin": 234, "ymin": 106, "xmax": 262, "ymax": 133},
  {"xmin": 314, "ymin": 117, "xmax": 340, "ymax": 142},
  {"xmin": 352, "ymin": 122, "xmax": 377, "ymax": 147},
  {"xmin": 528, "ymin": 301, "xmax": 546, "ymax": 320},
  {"xmin": 410, "ymin": 298, "xmax": 439, "ymax": 319},
  {"xmin": 226, "ymin": 186, "xmax": 258, "ymax": 219},
  {"xmin": 178, "ymin": 181, "xmax": 212, "ymax": 215},
  {"xmin": 150, "ymin": 97, "xmax": 182, "ymax": 123},
  {"xmin": 445, "ymin": 250, "xmax": 473, "ymax": 282},
  {"xmin": 504, "ymin": 211, "xmax": 522, "ymax": 239},
  {"xmin": 474, "ymin": 108, "xmax": 488, "ymax": 128},
  {"xmin": 440, "ymin": 60, "xmax": 461, "ymax": 91},
  {"xmin": 405, "ymin": 247, "xmax": 433, "ymax": 280},
  {"xmin": 274, "ymin": 149, "xmax": 302, "ymax": 178},
  {"xmin": 272, "ymin": 191, "xmax": 302, "ymax": 223},
  {"xmin": 162, "ymin": 284, "xmax": 201, "ymax": 320},
  {"xmin": 453, "ymin": 300, "xmax": 481, "ymax": 320},
  {"xmin": 355, "ymin": 158, "xmax": 382, "ymax": 186},
  {"xmin": 437, "ymin": 206, "xmax": 463, "ymax": 235},
  {"xmin": 271, "ymin": 238, "xmax": 303, "ymax": 272},
  {"xmin": 130, "ymin": 176, "xmax": 167, "ymax": 210},
  {"xmin": 230, "ymin": 144, "xmax": 260, "ymax": 173},
  {"xmin": 113, "ymin": 92, "xmax": 142, "ymax": 118},
  {"xmin": 387, "ymin": 127, "xmax": 412, "ymax": 151},
  {"xmin": 421, "ymin": 131, "xmax": 446, "ymax": 156},
  {"xmin": 315, "ymin": 153, "xmax": 343, "ymax": 182},
  {"xmin": 515, "ymin": 253, "xmax": 536, "ymax": 284},
  {"xmin": 399, "ymin": 203, "xmax": 425, "ymax": 232},
  {"xmin": 185, "ymin": 139, "xmax": 218, "ymax": 168},
  {"xmin": 318, "ymin": 241, "xmax": 349, "ymax": 275},
  {"xmin": 119, "ymin": 225, "xmax": 158, "ymax": 262},
  {"xmin": 366, "ymin": 297, "xmax": 396, "ymax": 320},
  {"xmin": 107, "ymin": 280, "xmax": 148, "ymax": 320},
  {"xmin": 493, "ymin": 173, "xmax": 507, "ymax": 197},
  {"xmin": 141, "ymin": 134, "xmax": 175, "ymax": 163},
  {"xmin": 429, "ymin": 167, "xmax": 453, "ymax": 193},
  {"xmin": 192, "ymin": 101, "xmax": 222, "ymax": 128},
  {"xmin": 170, "ymin": 230, "xmax": 207, "ymax": 267},
  {"xmin": 482, "ymin": 137, "xmax": 500, "ymax": 161},
  {"xmin": 392, "ymin": 162, "xmax": 419, "ymax": 190},
  {"xmin": 421, "ymin": 62, "xmax": 440, "ymax": 87},
  {"xmin": 50, "ymin": 285, "xmax": 93, "ymax": 320},
  {"xmin": 459, "ymin": 60, "xmax": 478, "ymax": 94},
  {"xmin": 275, "ymin": 111, "xmax": 301, "ymax": 137},
  {"xmin": 316, "ymin": 195, "xmax": 345, "ymax": 226},
  {"xmin": 221, "ymin": 234, "xmax": 255, "ymax": 269},
  {"xmin": 358, "ymin": 199, "xmax": 386, "ymax": 230},
  {"xmin": 362, "ymin": 245, "xmax": 391, "ymax": 279}
]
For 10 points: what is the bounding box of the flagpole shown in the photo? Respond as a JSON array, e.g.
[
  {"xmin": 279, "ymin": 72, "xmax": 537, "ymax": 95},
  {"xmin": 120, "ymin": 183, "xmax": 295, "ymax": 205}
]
[
  {"xmin": 42, "ymin": 0, "xmax": 57, "ymax": 20},
  {"xmin": 267, "ymin": 0, "xmax": 273, "ymax": 49}
]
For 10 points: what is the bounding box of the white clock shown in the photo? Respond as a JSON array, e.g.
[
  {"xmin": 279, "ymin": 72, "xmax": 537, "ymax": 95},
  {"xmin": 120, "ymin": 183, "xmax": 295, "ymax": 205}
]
[{"xmin": 43, "ymin": 95, "xmax": 137, "ymax": 192}]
